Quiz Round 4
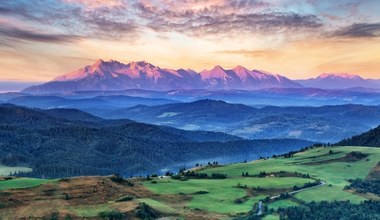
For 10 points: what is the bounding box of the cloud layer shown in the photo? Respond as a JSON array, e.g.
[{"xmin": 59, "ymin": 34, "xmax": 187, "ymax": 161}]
[{"xmin": 0, "ymin": 0, "xmax": 380, "ymax": 81}]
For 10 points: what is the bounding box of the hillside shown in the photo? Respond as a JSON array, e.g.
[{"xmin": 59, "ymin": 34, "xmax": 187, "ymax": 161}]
[
  {"xmin": 337, "ymin": 125, "xmax": 380, "ymax": 147},
  {"xmin": 96, "ymin": 100, "xmax": 380, "ymax": 142},
  {"xmin": 0, "ymin": 146, "xmax": 379, "ymax": 219},
  {"xmin": 0, "ymin": 104, "xmax": 312, "ymax": 178}
]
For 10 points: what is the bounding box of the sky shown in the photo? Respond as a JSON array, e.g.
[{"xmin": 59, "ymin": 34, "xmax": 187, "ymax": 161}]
[{"xmin": 0, "ymin": 0, "xmax": 380, "ymax": 84}]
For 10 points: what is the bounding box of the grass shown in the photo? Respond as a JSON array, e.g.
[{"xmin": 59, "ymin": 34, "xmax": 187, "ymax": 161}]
[
  {"xmin": 294, "ymin": 184, "xmax": 365, "ymax": 204},
  {"xmin": 144, "ymin": 177, "xmax": 311, "ymax": 213},
  {"xmin": 143, "ymin": 146, "xmax": 380, "ymax": 214},
  {"xmin": 0, "ymin": 178, "xmax": 56, "ymax": 190},
  {"xmin": 137, "ymin": 198, "xmax": 177, "ymax": 213},
  {"xmin": 0, "ymin": 165, "xmax": 31, "ymax": 176},
  {"xmin": 262, "ymin": 214, "xmax": 280, "ymax": 220},
  {"xmin": 68, "ymin": 204, "xmax": 113, "ymax": 217},
  {"xmin": 268, "ymin": 199, "xmax": 299, "ymax": 211}
]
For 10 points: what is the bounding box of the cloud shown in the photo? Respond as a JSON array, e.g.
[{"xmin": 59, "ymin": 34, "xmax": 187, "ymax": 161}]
[
  {"xmin": 63, "ymin": 0, "xmax": 125, "ymax": 9},
  {"xmin": 219, "ymin": 49, "xmax": 280, "ymax": 58},
  {"xmin": 0, "ymin": 0, "xmax": 138, "ymax": 40},
  {"xmin": 333, "ymin": 22, "xmax": 380, "ymax": 38},
  {"xmin": 0, "ymin": 23, "xmax": 80, "ymax": 43},
  {"xmin": 135, "ymin": 0, "xmax": 323, "ymax": 37}
]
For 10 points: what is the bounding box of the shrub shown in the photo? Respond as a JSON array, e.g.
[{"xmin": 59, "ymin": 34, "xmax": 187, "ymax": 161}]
[
  {"xmin": 115, "ymin": 196, "xmax": 134, "ymax": 202},
  {"xmin": 64, "ymin": 214, "xmax": 73, "ymax": 220},
  {"xmin": 50, "ymin": 212, "xmax": 59, "ymax": 220},
  {"xmin": 135, "ymin": 203, "xmax": 159, "ymax": 220},
  {"xmin": 171, "ymin": 175, "xmax": 181, "ymax": 180},
  {"xmin": 98, "ymin": 210, "xmax": 124, "ymax": 219},
  {"xmin": 194, "ymin": 191, "xmax": 209, "ymax": 194},
  {"xmin": 211, "ymin": 173, "xmax": 227, "ymax": 179},
  {"xmin": 110, "ymin": 174, "xmax": 124, "ymax": 183},
  {"xmin": 64, "ymin": 193, "xmax": 70, "ymax": 200}
]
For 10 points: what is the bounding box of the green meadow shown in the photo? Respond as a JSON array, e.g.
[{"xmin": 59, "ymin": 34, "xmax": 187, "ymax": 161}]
[
  {"xmin": 0, "ymin": 165, "xmax": 31, "ymax": 176},
  {"xmin": 0, "ymin": 177, "xmax": 56, "ymax": 191},
  {"xmin": 143, "ymin": 146, "xmax": 380, "ymax": 216}
]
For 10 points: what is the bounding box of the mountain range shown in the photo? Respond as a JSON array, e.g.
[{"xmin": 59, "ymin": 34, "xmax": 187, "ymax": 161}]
[
  {"xmin": 22, "ymin": 59, "xmax": 380, "ymax": 94},
  {"xmin": 296, "ymin": 73, "xmax": 380, "ymax": 89},
  {"xmin": 92, "ymin": 99, "xmax": 380, "ymax": 143}
]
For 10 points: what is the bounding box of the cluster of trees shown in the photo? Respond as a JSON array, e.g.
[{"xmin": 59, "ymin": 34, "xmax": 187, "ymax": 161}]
[
  {"xmin": 272, "ymin": 144, "xmax": 325, "ymax": 159},
  {"xmin": 278, "ymin": 200, "xmax": 380, "ymax": 220},
  {"xmin": 243, "ymin": 170, "xmax": 311, "ymax": 179},
  {"xmin": 345, "ymin": 178, "xmax": 380, "ymax": 195},
  {"xmin": 171, "ymin": 172, "xmax": 227, "ymax": 180},
  {"xmin": 183, "ymin": 171, "xmax": 209, "ymax": 179},
  {"xmin": 292, "ymin": 180, "xmax": 321, "ymax": 191},
  {"xmin": 242, "ymin": 172, "xmax": 249, "ymax": 177}
]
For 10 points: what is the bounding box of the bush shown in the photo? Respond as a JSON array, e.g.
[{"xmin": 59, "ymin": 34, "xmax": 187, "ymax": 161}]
[
  {"xmin": 64, "ymin": 214, "xmax": 73, "ymax": 220},
  {"xmin": 64, "ymin": 193, "xmax": 70, "ymax": 200},
  {"xmin": 211, "ymin": 173, "xmax": 227, "ymax": 179},
  {"xmin": 171, "ymin": 175, "xmax": 181, "ymax": 180},
  {"xmin": 110, "ymin": 174, "xmax": 124, "ymax": 183},
  {"xmin": 98, "ymin": 210, "xmax": 124, "ymax": 219},
  {"xmin": 135, "ymin": 203, "xmax": 159, "ymax": 220},
  {"xmin": 115, "ymin": 195, "xmax": 134, "ymax": 202},
  {"xmin": 194, "ymin": 191, "xmax": 209, "ymax": 194},
  {"xmin": 50, "ymin": 212, "xmax": 59, "ymax": 220}
]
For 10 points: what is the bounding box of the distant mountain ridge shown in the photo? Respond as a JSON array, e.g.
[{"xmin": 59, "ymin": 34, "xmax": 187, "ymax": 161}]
[
  {"xmin": 23, "ymin": 59, "xmax": 302, "ymax": 94},
  {"xmin": 97, "ymin": 99, "xmax": 380, "ymax": 143},
  {"xmin": 296, "ymin": 73, "xmax": 380, "ymax": 89}
]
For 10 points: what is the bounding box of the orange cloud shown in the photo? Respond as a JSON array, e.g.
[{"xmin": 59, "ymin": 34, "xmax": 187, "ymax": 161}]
[{"xmin": 63, "ymin": 0, "xmax": 125, "ymax": 9}]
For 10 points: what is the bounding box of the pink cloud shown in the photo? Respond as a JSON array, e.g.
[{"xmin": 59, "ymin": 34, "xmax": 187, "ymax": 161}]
[{"xmin": 63, "ymin": 0, "xmax": 125, "ymax": 9}]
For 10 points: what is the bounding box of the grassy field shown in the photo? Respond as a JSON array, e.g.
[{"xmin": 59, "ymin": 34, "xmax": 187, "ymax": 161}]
[
  {"xmin": 0, "ymin": 165, "xmax": 31, "ymax": 176},
  {"xmin": 0, "ymin": 146, "xmax": 379, "ymax": 219},
  {"xmin": 144, "ymin": 177, "xmax": 312, "ymax": 213},
  {"xmin": 143, "ymin": 146, "xmax": 380, "ymax": 217},
  {"xmin": 0, "ymin": 177, "xmax": 56, "ymax": 190},
  {"xmin": 68, "ymin": 204, "xmax": 113, "ymax": 217}
]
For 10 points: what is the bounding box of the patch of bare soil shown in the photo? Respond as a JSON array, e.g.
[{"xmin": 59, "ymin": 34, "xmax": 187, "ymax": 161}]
[
  {"xmin": 366, "ymin": 162, "xmax": 380, "ymax": 181},
  {"xmin": 294, "ymin": 151, "xmax": 342, "ymax": 161},
  {"xmin": 0, "ymin": 176, "xmax": 154, "ymax": 219}
]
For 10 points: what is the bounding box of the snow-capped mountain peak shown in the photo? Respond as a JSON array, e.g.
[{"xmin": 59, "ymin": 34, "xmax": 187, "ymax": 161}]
[
  {"xmin": 318, "ymin": 73, "xmax": 362, "ymax": 80},
  {"xmin": 24, "ymin": 59, "xmax": 304, "ymax": 94}
]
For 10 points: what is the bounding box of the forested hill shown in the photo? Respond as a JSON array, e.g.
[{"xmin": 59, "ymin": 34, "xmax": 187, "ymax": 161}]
[
  {"xmin": 337, "ymin": 125, "xmax": 380, "ymax": 147},
  {"xmin": 0, "ymin": 104, "xmax": 313, "ymax": 178}
]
